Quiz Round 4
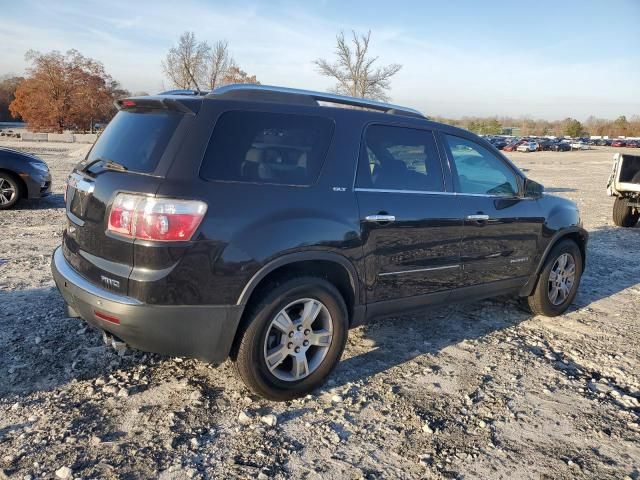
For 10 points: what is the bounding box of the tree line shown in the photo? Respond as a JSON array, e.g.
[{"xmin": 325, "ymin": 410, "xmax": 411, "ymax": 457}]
[
  {"xmin": 432, "ymin": 115, "xmax": 640, "ymax": 138},
  {"xmin": 1, "ymin": 29, "xmax": 638, "ymax": 137}
]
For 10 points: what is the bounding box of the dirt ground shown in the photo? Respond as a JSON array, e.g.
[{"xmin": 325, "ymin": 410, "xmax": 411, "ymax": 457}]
[{"xmin": 0, "ymin": 140, "xmax": 638, "ymax": 480}]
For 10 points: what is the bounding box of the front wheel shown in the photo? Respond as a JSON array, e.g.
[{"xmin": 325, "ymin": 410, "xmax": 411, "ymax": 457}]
[
  {"xmin": 526, "ymin": 239, "xmax": 583, "ymax": 317},
  {"xmin": 0, "ymin": 173, "xmax": 20, "ymax": 210},
  {"xmin": 233, "ymin": 277, "xmax": 348, "ymax": 401},
  {"xmin": 612, "ymin": 197, "xmax": 639, "ymax": 227}
]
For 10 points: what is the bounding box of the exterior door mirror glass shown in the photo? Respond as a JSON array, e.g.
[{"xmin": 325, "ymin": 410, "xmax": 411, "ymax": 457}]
[{"xmin": 525, "ymin": 179, "xmax": 544, "ymax": 198}]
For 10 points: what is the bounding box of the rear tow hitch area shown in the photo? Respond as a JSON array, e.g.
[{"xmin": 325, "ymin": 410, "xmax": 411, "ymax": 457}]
[{"xmin": 102, "ymin": 331, "xmax": 127, "ymax": 355}]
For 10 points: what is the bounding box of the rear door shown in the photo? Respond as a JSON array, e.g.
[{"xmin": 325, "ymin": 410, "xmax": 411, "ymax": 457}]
[
  {"xmin": 63, "ymin": 104, "xmax": 192, "ymax": 296},
  {"xmin": 355, "ymin": 124, "xmax": 463, "ymax": 306},
  {"xmin": 440, "ymin": 133, "xmax": 544, "ymax": 287}
]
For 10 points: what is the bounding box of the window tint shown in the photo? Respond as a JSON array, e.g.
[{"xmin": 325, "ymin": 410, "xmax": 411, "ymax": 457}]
[
  {"xmin": 200, "ymin": 111, "xmax": 334, "ymax": 185},
  {"xmin": 356, "ymin": 125, "xmax": 444, "ymax": 192},
  {"xmin": 445, "ymin": 135, "xmax": 519, "ymax": 196},
  {"xmin": 87, "ymin": 111, "xmax": 181, "ymax": 173}
]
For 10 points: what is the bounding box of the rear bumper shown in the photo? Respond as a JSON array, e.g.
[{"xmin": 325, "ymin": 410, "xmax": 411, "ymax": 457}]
[{"xmin": 51, "ymin": 247, "xmax": 244, "ymax": 364}]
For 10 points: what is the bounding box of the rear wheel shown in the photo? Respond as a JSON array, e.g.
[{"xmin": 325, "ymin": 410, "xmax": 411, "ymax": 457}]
[
  {"xmin": 0, "ymin": 173, "xmax": 20, "ymax": 210},
  {"xmin": 612, "ymin": 197, "xmax": 639, "ymax": 227},
  {"xmin": 527, "ymin": 239, "xmax": 583, "ymax": 317},
  {"xmin": 233, "ymin": 277, "xmax": 348, "ymax": 401}
]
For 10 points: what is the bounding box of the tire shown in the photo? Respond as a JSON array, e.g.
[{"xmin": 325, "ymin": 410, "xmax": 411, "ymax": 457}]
[
  {"xmin": 526, "ymin": 239, "xmax": 583, "ymax": 317},
  {"xmin": 233, "ymin": 276, "xmax": 348, "ymax": 401},
  {"xmin": 0, "ymin": 172, "xmax": 21, "ymax": 210},
  {"xmin": 612, "ymin": 197, "xmax": 639, "ymax": 227}
]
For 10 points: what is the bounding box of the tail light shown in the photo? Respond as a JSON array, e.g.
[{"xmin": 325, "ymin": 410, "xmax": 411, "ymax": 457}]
[{"xmin": 107, "ymin": 193, "xmax": 207, "ymax": 241}]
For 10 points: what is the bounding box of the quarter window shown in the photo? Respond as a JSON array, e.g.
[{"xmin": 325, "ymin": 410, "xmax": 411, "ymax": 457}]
[
  {"xmin": 445, "ymin": 135, "xmax": 520, "ymax": 197},
  {"xmin": 200, "ymin": 111, "xmax": 334, "ymax": 185},
  {"xmin": 356, "ymin": 125, "xmax": 444, "ymax": 192}
]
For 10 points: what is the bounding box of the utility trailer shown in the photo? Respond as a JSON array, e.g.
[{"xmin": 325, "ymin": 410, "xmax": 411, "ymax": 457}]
[{"xmin": 607, "ymin": 153, "xmax": 640, "ymax": 227}]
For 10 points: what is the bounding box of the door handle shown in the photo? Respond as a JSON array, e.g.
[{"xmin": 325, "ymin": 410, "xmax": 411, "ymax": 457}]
[
  {"xmin": 466, "ymin": 214, "xmax": 490, "ymax": 221},
  {"xmin": 365, "ymin": 214, "xmax": 396, "ymax": 222}
]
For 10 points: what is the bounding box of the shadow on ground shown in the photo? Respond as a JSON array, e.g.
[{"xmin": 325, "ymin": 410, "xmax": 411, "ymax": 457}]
[
  {"xmin": 328, "ymin": 226, "xmax": 640, "ymax": 390},
  {"xmin": 15, "ymin": 193, "xmax": 65, "ymax": 210}
]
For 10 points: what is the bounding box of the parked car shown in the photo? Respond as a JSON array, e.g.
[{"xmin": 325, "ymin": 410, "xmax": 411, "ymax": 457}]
[
  {"xmin": 551, "ymin": 142, "xmax": 571, "ymax": 152},
  {"xmin": 539, "ymin": 140, "xmax": 558, "ymax": 151},
  {"xmin": 626, "ymin": 140, "xmax": 639, "ymax": 148},
  {"xmin": 492, "ymin": 140, "xmax": 508, "ymax": 150},
  {"xmin": 612, "ymin": 140, "xmax": 627, "ymax": 147},
  {"xmin": 516, "ymin": 142, "xmax": 538, "ymax": 152},
  {"xmin": 0, "ymin": 147, "xmax": 52, "ymax": 209},
  {"xmin": 502, "ymin": 143, "xmax": 518, "ymax": 152},
  {"xmin": 570, "ymin": 141, "xmax": 590, "ymax": 150},
  {"xmin": 51, "ymin": 85, "xmax": 587, "ymax": 400}
]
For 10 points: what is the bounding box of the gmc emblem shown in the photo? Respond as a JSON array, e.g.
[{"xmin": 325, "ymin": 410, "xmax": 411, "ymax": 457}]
[{"xmin": 101, "ymin": 275, "xmax": 120, "ymax": 289}]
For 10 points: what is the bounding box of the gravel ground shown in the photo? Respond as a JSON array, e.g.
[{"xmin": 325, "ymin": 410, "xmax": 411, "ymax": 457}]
[{"xmin": 0, "ymin": 141, "xmax": 638, "ymax": 480}]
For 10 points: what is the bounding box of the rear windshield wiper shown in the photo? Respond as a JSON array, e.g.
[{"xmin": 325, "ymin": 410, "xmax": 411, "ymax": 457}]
[{"xmin": 82, "ymin": 157, "xmax": 128, "ymax": 173}]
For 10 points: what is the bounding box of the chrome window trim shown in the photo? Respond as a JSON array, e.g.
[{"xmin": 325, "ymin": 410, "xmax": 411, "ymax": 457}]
[
  {"xmin": 354, "ymin": 187, "xmax": 523, "ymax": 199},
  {"xmin": 355, "ymin": 187, "xmax": 454, "ymax": 195},
  {"xmin": 379, "ymin": 264, "xmax": 460, "ymax": 276}
]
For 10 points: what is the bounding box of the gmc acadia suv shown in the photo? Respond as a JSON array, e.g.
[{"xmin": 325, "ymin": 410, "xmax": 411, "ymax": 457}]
[{"xmin": 52, "ymin": 85, "xmax": 587, "ymax": 400}]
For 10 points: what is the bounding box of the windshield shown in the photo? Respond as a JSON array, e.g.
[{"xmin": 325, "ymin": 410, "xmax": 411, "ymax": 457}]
[{"xmin": 86, "ymin": 110, "xmax": 182, "ymax": 174}]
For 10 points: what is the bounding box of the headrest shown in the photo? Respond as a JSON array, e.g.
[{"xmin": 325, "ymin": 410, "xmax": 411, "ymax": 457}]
[{"xmin": 245, "ymin": 148, "xmax": 263, "ymax": 163}]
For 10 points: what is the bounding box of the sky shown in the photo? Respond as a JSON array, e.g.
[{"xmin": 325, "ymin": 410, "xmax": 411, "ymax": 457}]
[{"xmin": 1, "ymin": 0, "xmax": 639, "ymax": 120}]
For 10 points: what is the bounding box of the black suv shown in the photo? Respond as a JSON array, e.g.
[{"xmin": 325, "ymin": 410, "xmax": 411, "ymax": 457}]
[{"xmin": 52, "ymin": 85, "xmax": 587, "ymax": 400}]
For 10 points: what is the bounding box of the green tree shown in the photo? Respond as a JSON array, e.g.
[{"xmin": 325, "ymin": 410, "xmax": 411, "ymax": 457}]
[
  {"xmin": 613, "ymin": 115, "xmax": 629, "ymax": 137},
  {"xmin": 563, "ymin": 118, "xmax": 584, "ymax": 138},
  {"xmin": 479, "ymin": 118, "xmax": 502, "ymax": 135}
]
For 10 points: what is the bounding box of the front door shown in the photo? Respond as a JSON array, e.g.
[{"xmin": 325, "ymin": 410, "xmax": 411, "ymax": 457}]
[
  {"xmin": 355, "ymin": 124, "xmax": 463, "ymax": 305},
  {"xmin": 441, "ymin": 134, "xmax": 544, "ymax": 287}
]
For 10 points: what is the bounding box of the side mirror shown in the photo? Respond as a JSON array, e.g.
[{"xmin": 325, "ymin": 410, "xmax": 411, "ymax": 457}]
[{"xmin": 524, "ymin": 179, "xmax": 544, "ymax": 198}]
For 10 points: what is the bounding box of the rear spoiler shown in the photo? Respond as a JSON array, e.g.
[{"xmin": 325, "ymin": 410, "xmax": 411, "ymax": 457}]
[{"xmin": 115, "ymin": 97, "xmax": 200, "ymax": 115}]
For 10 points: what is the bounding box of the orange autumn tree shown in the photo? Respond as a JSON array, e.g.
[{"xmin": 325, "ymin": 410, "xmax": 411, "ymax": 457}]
[
  {"xmin": 10, "ymin": 50, "xmax": 126, "ymax": 133},
  {"xmin": 221, "ymin": 65, "xmax": 260, "ymax": 85}
]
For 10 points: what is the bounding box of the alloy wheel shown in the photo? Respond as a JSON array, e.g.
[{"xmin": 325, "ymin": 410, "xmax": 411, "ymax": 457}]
[
  {"xmin": 547, "ymin": 253, "xmax": 576, "ymax": 306},
  {"xmin": 263, "ymin": 298, "xmax": 333, "ymax": 381},
  {"xmin": 0, "ymin": 178, "xmax": 16, "ymax": 206}
]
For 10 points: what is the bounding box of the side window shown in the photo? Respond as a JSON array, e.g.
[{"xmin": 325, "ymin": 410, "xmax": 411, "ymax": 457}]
[
  {"xmin": 200, "ymin": 111, "xmax": 334, "ymax": 185},
  {"xmin": 445, "ymin": 135, "xmax": 520, "ymax": 197},
  {"xmin": 356, "ymin": 125, "xmax": 444, "ymax": 192}
]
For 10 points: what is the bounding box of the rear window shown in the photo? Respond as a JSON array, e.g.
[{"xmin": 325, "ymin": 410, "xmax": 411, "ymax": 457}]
[
  {"xmin": 200, "ymin": 111, "xmax": 334, "ymax": 185},
  {"xmin": 86, "ymin": 111, "xmax": 182, "ymax": 174}
]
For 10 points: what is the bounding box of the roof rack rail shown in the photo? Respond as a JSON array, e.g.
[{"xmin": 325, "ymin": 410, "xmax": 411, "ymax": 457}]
[
  {"xmin": 208, "ymin": 84, "xmax": 426, "ymax": 118},
  {"xmin": 158, "ymin": 89, "xmax": 210, "ymax": 96}
]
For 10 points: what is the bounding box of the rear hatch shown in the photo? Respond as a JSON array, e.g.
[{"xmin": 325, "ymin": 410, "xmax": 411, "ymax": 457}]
[{"xmin": 62, "ymin": 97, "xmax": 198, "ymax": 296}]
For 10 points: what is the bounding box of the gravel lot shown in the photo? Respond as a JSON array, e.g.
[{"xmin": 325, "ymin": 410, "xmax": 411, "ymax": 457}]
[{"xmin": 0, "ymin": 140, "xmax": 638, "ymax": 479}]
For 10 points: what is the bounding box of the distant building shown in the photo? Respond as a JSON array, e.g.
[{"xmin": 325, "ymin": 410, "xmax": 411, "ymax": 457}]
[{"xmin": 502, "ymin": 126, "xmax": 521, "ymax": 136}]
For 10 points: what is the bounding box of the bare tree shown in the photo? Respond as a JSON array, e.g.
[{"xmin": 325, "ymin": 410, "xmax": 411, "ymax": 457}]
[
  {"xmin": 162, "ymin": 32, "xmax": 209, "ymax": 91},
  {"xmin": 314, "ymin": 30, "xmax": 401, "ymax": 101},
  {"xmin": 206, "ymin": 40, "xmax": 235, "ymax": 90}
]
